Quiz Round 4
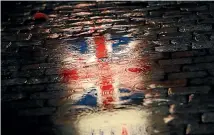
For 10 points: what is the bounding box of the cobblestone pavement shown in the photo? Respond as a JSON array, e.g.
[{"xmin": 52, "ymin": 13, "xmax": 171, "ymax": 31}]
[{"xmin": 2, "ymin": 1, "xmax": 214, "ymax": 135}]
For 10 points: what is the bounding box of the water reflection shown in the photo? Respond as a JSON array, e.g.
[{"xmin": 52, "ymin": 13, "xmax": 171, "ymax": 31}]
[
  {"xmin": 60, "ymin": 34, "xmax": 151, "ymax": 106},
  {"xmin": 55, "ymin": 33, "xmax": 155, "ymax": 134},
  {"xmin": 53, "ymin": 2, "xmax": 167, "ymax": 135}
]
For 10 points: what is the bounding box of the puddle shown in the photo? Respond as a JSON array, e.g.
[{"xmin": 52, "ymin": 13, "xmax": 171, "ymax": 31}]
[{"xmin": 47, "ymin": 2, "xmax": 169, "ymax": 135}]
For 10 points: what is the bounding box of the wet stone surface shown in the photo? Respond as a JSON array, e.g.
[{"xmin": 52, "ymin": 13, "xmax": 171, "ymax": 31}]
[{"xmin": 2, "ymin": 1, "xmax": 214, "ymax": 135}]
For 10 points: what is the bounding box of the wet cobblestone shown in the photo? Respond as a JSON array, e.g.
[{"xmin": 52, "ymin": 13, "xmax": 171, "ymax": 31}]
[{"xmin": 2, "ymin": 1, "xmax": 214, "ymax": 135}]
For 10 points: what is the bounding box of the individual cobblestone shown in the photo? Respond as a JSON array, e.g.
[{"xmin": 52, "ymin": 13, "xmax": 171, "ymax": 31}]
[
  {"xmin": 158, "ymin": 27, "xmax": 178, "ymax": 34},
  {"xmin": 18, "ymin": 107, "xmax": 56, "ymax": 116},
  {"xmin": 147, "ymin": 79, "xmax": 187, "ymax": 89},
  {"xmin": 163, "ymin": 10, "xmax": 182, "ymax": 19},
  {"xmin": 208, "ymin": 70, "xmax": 214, "ymax": 76},
  {"xmin": 168, "ymin": 86, "xmax": 210, "ymax": 95},
  {"xmin": 142, "ymin": 52, "xmax": 166, "ymax": 60},
  {"xmin": 2, "ymin": 59, "xmax": 20, "ymax": 66},
  {"xmin": 198, "ymin": 18, "xmax": 214, "ymax": 24},
  {"xmin": 149, "ymin": 11, "xmax": 163, "ymax": 17},
  {"xmin": 48, "ymin": 75, "xmax": 64, "ymax": 83},
  {"xmin": 170, "ymin": 104, "xmax": 214, "ymax": 114},
  {"xmin": 158, "ymin": 32, "xmax": 192, "ymax": 40},
  {"xmin": 183, "ymin": 63, "xmax": 214, "ymax": 71},
  {"xmin": 27, "ymin": 77, "xmax": 49, "ymax": 85},
  {"xmin": 18, "ymin": 69, "xmax": 45, "ymax": 77},
  {"xmin": 9, "ymin": 100, "xmax": 45, "ymax": 109},
  {"xmin": 1, "ymin": 87, "xmax": 8, "ymax": 93},
  {"xmin": 193, "ymin": 32, "xmax": 210, "ymax": 42},
  {"xmin": 1, "ymin": 78, "xmax": 27, "ymax": 86},
  {"xmin": 161, "ymin": 65, "xmax": 181, "ymax": 73},
  {"xmin": 2, "ymin": 93, "xmax": 26, "ymax": 102},
  {"xmin": 148, "ymin": 1, "xmax": 176, "ymax": 7},
  {"xmin": 155, "ymin": 45, "xmax": 188, "ymax": 52},
  {"xmin": 210, "ymin": 34, "xmax": 214, "ymax": 40},
  {"xmin": 190, "ymin": 77, "xmax": 214, "ymax": 85},
  {"xmin": 150, "ymin": 39, "xmax": 170, "ymax": 46},
  {"xmin": 159, "ymin": 58, "xmax": 192, "ymax": 66},
  {"xmin": 168, "ymin": 71, "xmax": 207, "ymax": 79},
  {"xmin": 209, "ymin": 48, "xmax": 214, "ymax": 54},
  {"xmin": 188, "ymin": 94, "xmax": 214, "ymax": 105},
  {"xmin": 8, "ymin": 85, "xmax": 46, "ymax": 93},
  {"xmin": 30, "ymin": 91, "xmax": 73, "ymax": 99},
  {"xmin": 179, "ymin": 24, "xmax": 212, "ymax": 32},
  {"xmin": 186, "ymin": 123, "xmax": 214, "ymax": 134},
  {"xmin": 14, "ymin": 40, "xmax": 44, "ymax": 47},
  {"xmin": 178, "ymin": 14, "xmax": 198, "ymax": 22},
  {"xmin": 2, "ymin": 66, "xmax": 19, "ymax": 72},
  {"xmin": 193, "ymin": 55, "xmax": 214, "ymax": 63},
  {"xmin": 45, "ymin": 68, "xmax": 60, "ymax": 75},
  {"xmin": 181, "ymin": 5, "xmax": 208, "ymax": 11},
  {"xmin": 202, "ymin": 113, "xmax": 214, "ymax": 123},
  {"xmin": 171, "ymin": 50, "xmax": 207, "ymax": 58},
  {"xmin": 21, "ymin": 63, "xmax": 59, "ymax": 70},
  {"xmin": 192, "ymin": 41, "xmax": 214, "ymax": 49}
]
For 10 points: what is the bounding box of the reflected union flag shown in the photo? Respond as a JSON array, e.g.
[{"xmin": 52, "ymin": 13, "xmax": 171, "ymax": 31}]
[
  {"xmin": 56, "ymin": 33, "xmax": 153, "ymax": 134},
  {"xmin": 61, "ymin": 33, "xmax": 151, "ymax": 107}
]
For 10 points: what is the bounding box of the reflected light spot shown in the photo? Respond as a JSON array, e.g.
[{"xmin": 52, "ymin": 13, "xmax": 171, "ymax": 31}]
[{"xmin": 74, "ymin": 109, "xmax": 151, "ymax": 134}]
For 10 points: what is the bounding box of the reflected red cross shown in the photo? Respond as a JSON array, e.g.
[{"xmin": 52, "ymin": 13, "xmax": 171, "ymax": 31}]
[{"xmin": 95, "ymin": 35, "xmax": 115, "ymax": 105}]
